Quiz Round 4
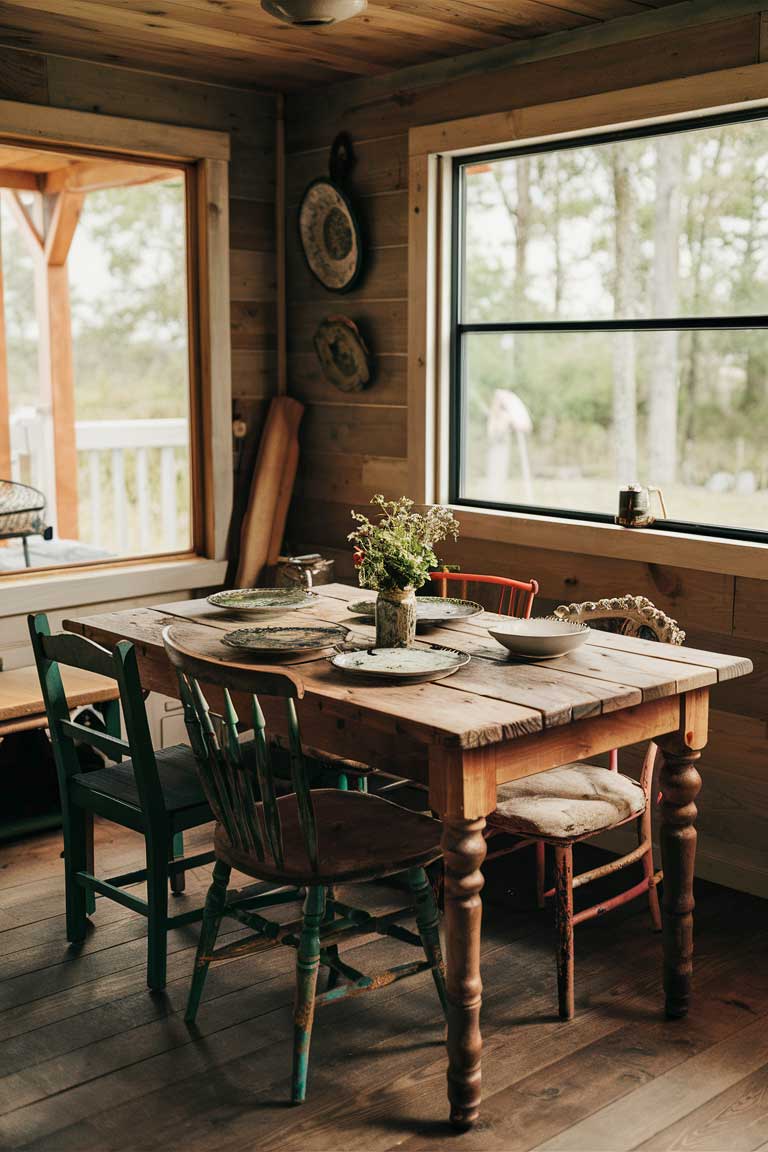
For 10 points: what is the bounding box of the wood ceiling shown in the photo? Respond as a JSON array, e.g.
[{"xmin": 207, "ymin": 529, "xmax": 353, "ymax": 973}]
[{"xmin": 0, "ymin": 0, "xmax": 682, "ymax": 92}]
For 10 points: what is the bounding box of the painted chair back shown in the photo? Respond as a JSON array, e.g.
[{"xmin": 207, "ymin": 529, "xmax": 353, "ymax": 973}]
[
  {"xmin": 554, "ymin": 595, "xmax": 684, "ymax": 776},
  {"xmin": 28, "ymin": 613, "xmax": 166, "ymax": 820},
  {"xmin": 162, "ymin": 628, "xmax": 316, "ymax": 873},
  {"xmin": 429, "ymin": 570, "xmax": 538, "ymax": 617}
]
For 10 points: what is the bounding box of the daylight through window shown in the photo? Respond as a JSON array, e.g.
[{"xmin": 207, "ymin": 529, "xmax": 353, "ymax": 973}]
[
  {"xmin": 452, "ymin": 113, "xmax": 768, "ymax": 539},
  {"xmin": 0, "ymin": 145, "xmax": 192, "ymax": 573}
]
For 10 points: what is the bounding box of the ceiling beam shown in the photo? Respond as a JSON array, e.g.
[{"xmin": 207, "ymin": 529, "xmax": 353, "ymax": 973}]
[
  {"xmin": 43, "ymin": 159, "xmax": 179, "ymax": 195},
  {"xmin": 0, "ymin": 168, "xmax": 38, "ymax": 191}
]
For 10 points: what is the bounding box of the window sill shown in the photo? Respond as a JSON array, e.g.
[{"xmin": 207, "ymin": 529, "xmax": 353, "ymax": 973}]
[
  {"xmin": 0, "ymin": 556, "xmax": 227, "ymax": 619},
  {"xmin": 453, "ymin": 505, "xmax": 768, "ymax": 580}
]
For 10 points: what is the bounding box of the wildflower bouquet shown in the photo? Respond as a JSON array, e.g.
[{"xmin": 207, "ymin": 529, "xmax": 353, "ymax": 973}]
[{"xmin": 348, "ymin": 495, "xmax": 460, "ymax": 592}]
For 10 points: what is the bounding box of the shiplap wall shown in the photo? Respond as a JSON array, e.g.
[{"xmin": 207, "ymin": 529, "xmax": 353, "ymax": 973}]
[
  {"xmin": 284, "ymin": 8, "xmax": 768, "ymax": 896},
  {"xmin": 0, "ymin": 45, "xmax": 276, "ymax": 668}
]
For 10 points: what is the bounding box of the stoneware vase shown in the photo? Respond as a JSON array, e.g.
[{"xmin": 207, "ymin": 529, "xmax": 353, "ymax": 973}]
[{"xmin": 375, "ymin": 586, "xmax": 417, "ymax": 648}]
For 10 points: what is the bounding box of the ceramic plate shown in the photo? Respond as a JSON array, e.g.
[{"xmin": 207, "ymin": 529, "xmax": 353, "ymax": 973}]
[
  {"xmin": 488, "ymin": 617, "xmax": 590, "ymax": 660},
  {"xmin": 348, "ymin": 595, "xmax": 483, "ymax": 626},
  {"xmin": 221, "ymin": 624, "xmax": 348, "ymax": 655},
  {"xmin": 207, "ymin": 588, "xmax": 318, "ymax": 617},
  {"xmin": 330, "ymin": 644, "xmax": 470, "ymax": 683}
]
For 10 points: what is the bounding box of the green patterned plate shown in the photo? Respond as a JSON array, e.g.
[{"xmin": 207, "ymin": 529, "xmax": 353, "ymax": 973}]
[
  {"xmin": 207, "ymin": 587, "xmax": 318, "ymax": 617},
  {"xmin": 221, "ymin": 624, "xmax": 348, "ymax": 654},
  {"xmin": 348, "ymin": 595, "xmax": 483, "ymax": 626},
  {"xmin": 330, "ymin": 644, "xmax": 470, "ymax": 683}
]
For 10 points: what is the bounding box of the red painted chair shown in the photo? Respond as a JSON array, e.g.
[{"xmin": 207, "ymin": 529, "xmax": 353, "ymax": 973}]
[
  {"xmin": 428, "ymin": 570, "xmax": 539, "ymax": 619},
  {"xmin": 489, "ymin": 595, "xmax": 684, "ymax": 1019}
]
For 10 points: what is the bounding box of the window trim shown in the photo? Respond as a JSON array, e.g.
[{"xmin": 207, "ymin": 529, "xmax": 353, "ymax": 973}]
[
  {"xmin": 407, "ymin": 60, "xmax": 768, "ymax": 576},
  {"xmin": 0, "ymin": 98, "xmax": 232, "ymax": 583}
]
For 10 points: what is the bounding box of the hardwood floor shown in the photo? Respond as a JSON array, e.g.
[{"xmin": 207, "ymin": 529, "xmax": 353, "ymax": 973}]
[{"xmin": 0, "ymin": 819, "xmax": 766, "ymax": 1151}]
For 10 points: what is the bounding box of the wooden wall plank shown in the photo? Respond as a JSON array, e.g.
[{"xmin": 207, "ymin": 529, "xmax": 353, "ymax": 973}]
[
  {"xmin": 287, "ymin": 237, "xmax": 406, "ymax": 304},
  {"xmin": 300, "ymin": 406, "xmax": 407, "ymax": 457},
  {"xmin": 0, "ymin": 46, "xmax": 48, "ymax": 104},
  {"xmin": 734, "ymin": 577, "xmax": 768, "ymax": 644},
  {"xmin": 288, "ymin": 351, "xmax": 406, "ymax": 406}
]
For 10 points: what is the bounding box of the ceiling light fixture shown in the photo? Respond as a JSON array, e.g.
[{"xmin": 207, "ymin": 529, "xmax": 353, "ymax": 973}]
[{"xmin": 261, "ymin": 0, "xmax": 367, "ymax": 26}]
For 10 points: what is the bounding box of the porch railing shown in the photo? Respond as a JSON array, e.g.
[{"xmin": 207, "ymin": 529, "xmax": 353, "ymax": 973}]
[{"xmin": 9, "ymin": 410, "xmax": 189, "ymax": 554}]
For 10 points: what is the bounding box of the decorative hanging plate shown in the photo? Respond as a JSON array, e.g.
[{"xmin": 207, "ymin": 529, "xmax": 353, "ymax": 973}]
[
  {"xmin": 348, "ymin": 595, "xmax": 483, "ymax": 626},
  {"xmin": 298, "ymin": 133, "xmax": 362, "ymax": 293},
  {"xmin": 207, "ymin": 587, "xmax": 318, "ymax": 617},
  {"xmin": 221, "ymin": 624, "xmax": 348, "ymax": 654},
  {"xmin": 330, "ymin": 644, "xmax": 470, "ymax": 683},
  {"xmin": 314, "ymin": 315, "xmax": 371, "ymax": 392}
]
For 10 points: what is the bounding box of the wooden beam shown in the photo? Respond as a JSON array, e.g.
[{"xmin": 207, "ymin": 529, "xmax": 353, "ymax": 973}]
[
  {"xmin": 43, "ymin": 159, "xmax": 178, "ymax": 196},
  {"xmin": 0, "ymin": 168, "xmax": 38, "ymax": 192},
  {"xmin": 0, "ymin": 97, "xmax": 229, "ymax": 162},
  {"xmin": 0, "ymin": 222, "xmax": 10, "ymax": 480},
  {"xmin": 1, "ymin": 189, "xmax": 43, "ymax": 254},
  {"xmin": 44, "ymin": 190, "xmax": 85, "ymax": 266}
]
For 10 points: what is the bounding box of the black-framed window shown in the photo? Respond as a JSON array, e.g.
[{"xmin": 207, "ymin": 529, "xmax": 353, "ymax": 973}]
[{"xmin": 450, "ymin": 110, "xmax": 768, "ymax": 542}]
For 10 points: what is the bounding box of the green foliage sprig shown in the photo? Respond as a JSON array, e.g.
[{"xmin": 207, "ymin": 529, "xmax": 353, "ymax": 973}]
[{"xmin": 348, "ymin": 495, "xmax": 460, "ymax": 592}]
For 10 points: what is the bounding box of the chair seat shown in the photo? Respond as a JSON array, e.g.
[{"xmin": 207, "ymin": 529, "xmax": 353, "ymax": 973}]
[
  {"xmin": 490, "ymin": 764, "xmax": 645, "ymax": 843},
  {"xmin": 72, "ymin": 744, "xmax": 208, "ymax": 816},
  {"xmin": 214, "ymin": 789, "xmax": 442, "ymax": 885}
]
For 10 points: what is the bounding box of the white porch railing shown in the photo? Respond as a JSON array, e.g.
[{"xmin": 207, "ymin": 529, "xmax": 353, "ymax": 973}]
[{"xmin": 9, "ymin": 410, "xmax": 189, "ymax": 554}]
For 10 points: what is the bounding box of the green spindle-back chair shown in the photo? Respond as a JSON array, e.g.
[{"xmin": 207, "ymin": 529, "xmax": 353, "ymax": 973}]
[
  {"xmin": 162, "ymin": 626, "xmax": 447, "ymax": 1105},
  {"xmin": 29, "ymin": 613, "xmax": 217, "ymax": 990}
]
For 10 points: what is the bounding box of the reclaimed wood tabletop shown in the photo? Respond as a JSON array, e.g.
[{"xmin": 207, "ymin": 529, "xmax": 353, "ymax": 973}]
[{"xmin": 64, "ymin": 582, "xmax": 752, "ymax": 1130}]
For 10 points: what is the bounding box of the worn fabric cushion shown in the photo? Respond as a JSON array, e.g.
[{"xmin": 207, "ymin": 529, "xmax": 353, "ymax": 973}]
[{"xmin": 490, "ymin": 764, "xmax": 645, "ymax": 842}]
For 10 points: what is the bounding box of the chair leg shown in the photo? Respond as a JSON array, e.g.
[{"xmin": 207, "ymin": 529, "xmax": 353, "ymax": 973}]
[
  {"xmin": 291, "ymin": 885, "xmax": 325, "ymax": 1105},
  {"xmin": 185, "ymin": 858, "xmax": 231, "ymax": 1023},
  {"xmin": 554, "ymin": 844, "xmax": 575, "ymax": 1021},
  {"xmin": 639, "ymin": 811, "xmax": 662, "ymax": 932},
  {"xmin": 169, "ymin": 831, "xmax": 185, "ymax": 895},
  {"xmin": 145, "ymin": 837, "xmax": 170, "ymax": 991},
  {"xmin": 407, "ymin": 865, "xmax": 448, "ymax": 1015},
  {"xmin": 85, "ymin": 811, "xmax": 96, "ymax": 916},
  {"xmin": 535, "ymin": 840, "xmax": 546, "ymax": 910},
  {"xmin": 63, "ymin": 802, "xmax": 89, "ymax": 943}
]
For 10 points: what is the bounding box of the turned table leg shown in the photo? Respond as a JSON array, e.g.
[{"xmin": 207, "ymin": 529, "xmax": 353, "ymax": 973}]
[
  {"xmin": 657, "ymin": 692, "xmax": 706, "ymax": 1020},
  {"xmin": 441, "ymin": 814, "xmax": 487, "ymax": 1130}
]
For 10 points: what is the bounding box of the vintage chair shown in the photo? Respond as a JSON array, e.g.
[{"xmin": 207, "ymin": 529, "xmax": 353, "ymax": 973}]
[
  {"xmin": 428, "ymin": 569, "xmax": 539, "ymax": 617},
  {"xmin": 488, "ymin": 595, "xmax": 684, "ymax": 1020},
  {"xmin": 162, "ymin": 627, "xmax": 447, "ymax": 1105},
  {"xmin": 29, "ymin": 613, "xmax": 216, "ymax": 990}
]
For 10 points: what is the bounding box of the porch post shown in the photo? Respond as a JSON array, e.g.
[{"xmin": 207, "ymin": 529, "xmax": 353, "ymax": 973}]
[
  {"xmin": 39, "ymin": 191, "xmax": 85, "ymax": 540},
  {"xmin": 0, "ymin": 222, "xmax": 10, "ymax": 479}
]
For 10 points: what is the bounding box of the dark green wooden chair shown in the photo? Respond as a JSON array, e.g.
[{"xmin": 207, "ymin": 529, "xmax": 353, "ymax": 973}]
[
  {"xmin": 163, "ymin": 626, "xmax": 447, "ymax": 1105},
  {"xmin": 29, "ymin": 613, "xmax": 216, "ymax": 991}
]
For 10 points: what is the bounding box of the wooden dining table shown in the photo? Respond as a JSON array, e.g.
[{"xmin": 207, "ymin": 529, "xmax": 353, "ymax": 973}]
[{"xmin": 64, "ymin": 582, "xmax": 752, "ymax": 1130}]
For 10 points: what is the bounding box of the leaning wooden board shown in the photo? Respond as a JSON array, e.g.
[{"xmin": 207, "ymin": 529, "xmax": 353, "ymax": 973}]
[{"xmin": 64, "ymin": 583, "xmax": 752, "ymax": 1132}]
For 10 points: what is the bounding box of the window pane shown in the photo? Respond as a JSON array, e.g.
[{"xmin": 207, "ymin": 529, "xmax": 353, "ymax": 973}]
[
  {"xmin": 459, "ymin": 330, "xmax": 768, "ymax": 533},
  {"xmin": 462, "ymin": 118, "xmax": 768, "ymax": 322},
  {"xmin": 2, "ymin": 157, "xmax": 191, "ymax": 573}
]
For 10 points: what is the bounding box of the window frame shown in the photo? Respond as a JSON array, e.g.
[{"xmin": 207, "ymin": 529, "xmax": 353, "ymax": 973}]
[
  {"xmin": 449, "ymin": 106, "xmax": 768, "ymax": 545},
  {"xmin": 0, "ymin": 97, "xmax": 232, "ymax": 585}
]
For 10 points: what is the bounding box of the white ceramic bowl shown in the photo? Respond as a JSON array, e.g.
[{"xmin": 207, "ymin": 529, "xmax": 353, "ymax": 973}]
[{"xmin": 488, "ymin": 617, "xmax": 590, "ymax": 660}]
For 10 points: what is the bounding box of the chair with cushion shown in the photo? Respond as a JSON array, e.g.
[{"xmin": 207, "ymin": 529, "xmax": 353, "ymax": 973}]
[
  {"xmin": 163, "ymin": 626, "xmax": 447, "ymax": 1105},
  {"xmin": 489, "ymin": 595, "xmax": 683, "ymax": 1020},
  {"xmin": 29, "ymin": 613, "xmax": 216, "ymax": 990}
]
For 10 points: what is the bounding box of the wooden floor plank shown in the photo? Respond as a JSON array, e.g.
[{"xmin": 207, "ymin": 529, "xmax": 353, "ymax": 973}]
[{"xmin": 0, "ymin": 820, "xmax": 765, "ymax": 1150}]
